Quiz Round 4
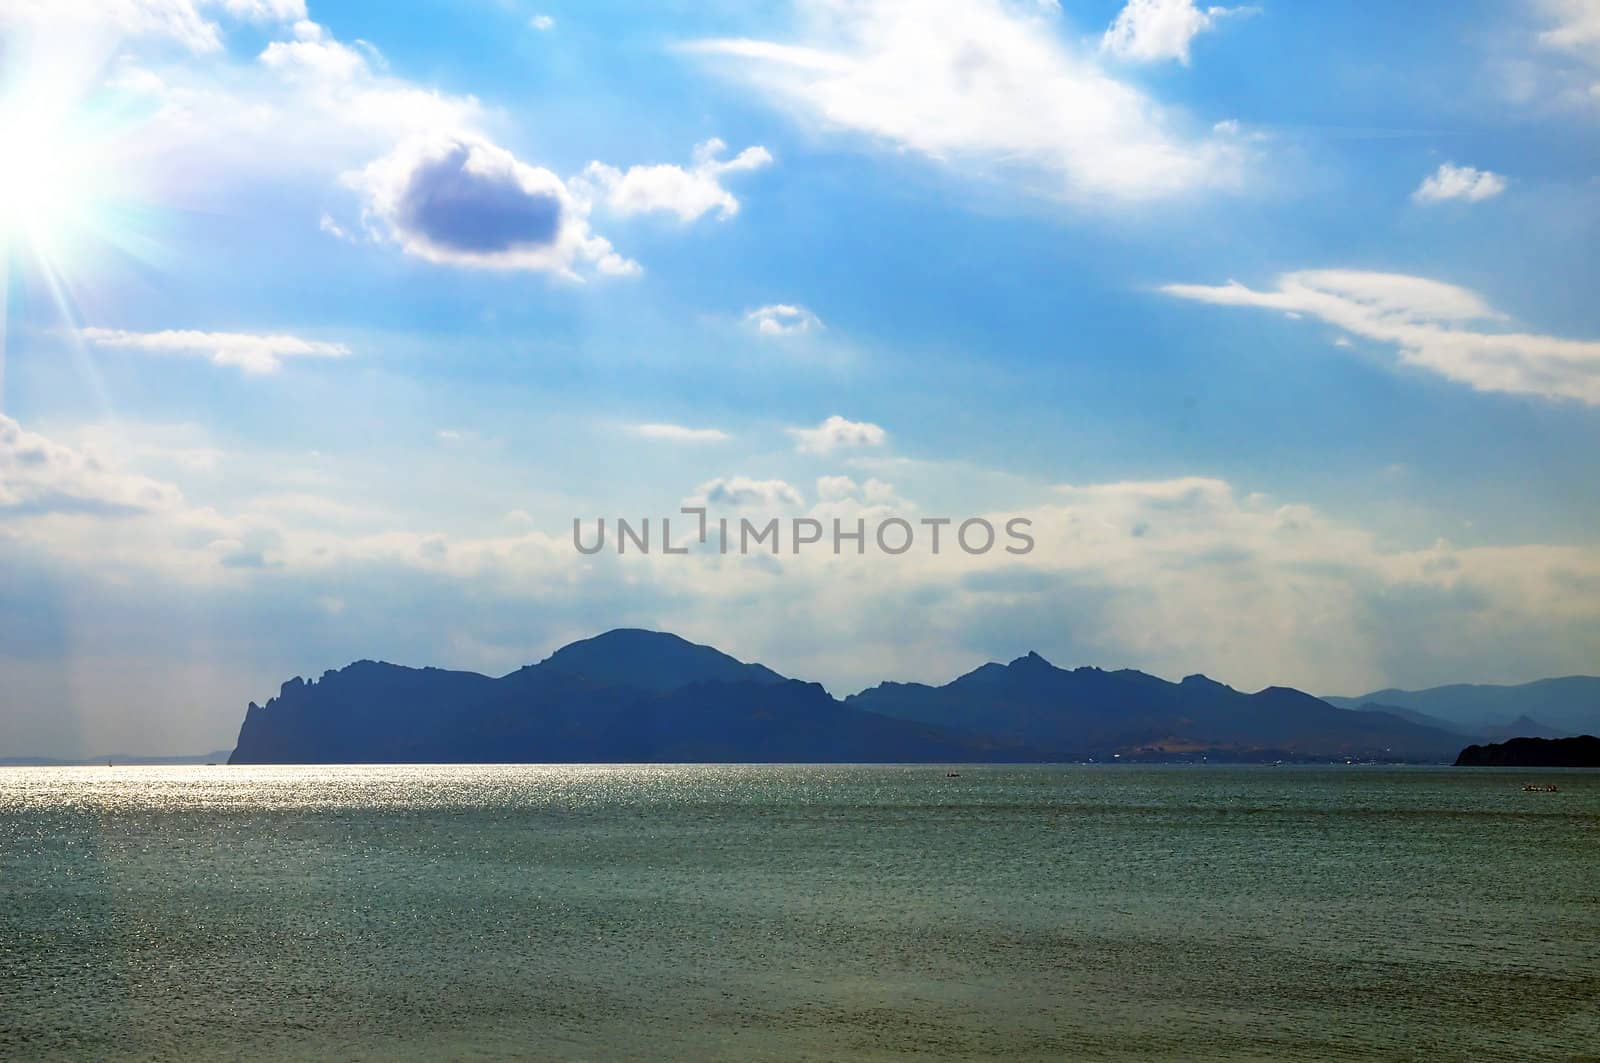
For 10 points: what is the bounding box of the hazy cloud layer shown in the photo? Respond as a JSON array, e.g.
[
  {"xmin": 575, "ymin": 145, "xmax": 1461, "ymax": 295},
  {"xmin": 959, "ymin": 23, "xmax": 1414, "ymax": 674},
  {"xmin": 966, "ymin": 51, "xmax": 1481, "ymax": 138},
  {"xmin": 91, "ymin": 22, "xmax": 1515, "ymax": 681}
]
[
  {"xmin": 5, "ymin": 412, "xmax": 1598, "ymax": 755},
  {"xmin": 0, "ymin": 415, "xmax": 183, "ymax": 517}
]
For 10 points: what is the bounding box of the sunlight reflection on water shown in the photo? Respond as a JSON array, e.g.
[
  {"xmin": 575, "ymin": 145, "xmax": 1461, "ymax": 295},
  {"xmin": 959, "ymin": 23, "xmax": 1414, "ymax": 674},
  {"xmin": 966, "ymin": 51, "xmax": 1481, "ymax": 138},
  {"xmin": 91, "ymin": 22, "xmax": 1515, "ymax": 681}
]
[{"xmin": 2, "ymin": 765, "xmax": 1597, "ymax": 1060}]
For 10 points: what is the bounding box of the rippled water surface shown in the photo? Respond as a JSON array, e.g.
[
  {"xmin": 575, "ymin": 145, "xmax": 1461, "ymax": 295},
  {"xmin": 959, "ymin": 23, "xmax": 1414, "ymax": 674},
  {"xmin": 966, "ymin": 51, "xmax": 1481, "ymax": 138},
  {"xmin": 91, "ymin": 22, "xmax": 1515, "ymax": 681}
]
[{"xmin": 2, "ymin": 764, "xmax": 1597, "ymax": 1060}]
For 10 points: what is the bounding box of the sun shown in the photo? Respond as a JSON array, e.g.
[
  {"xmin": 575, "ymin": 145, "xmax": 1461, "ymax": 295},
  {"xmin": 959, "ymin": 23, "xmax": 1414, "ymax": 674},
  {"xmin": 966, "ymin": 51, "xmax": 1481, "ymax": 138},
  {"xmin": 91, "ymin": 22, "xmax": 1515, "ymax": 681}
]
[{"xmin": 0, "ymin": 106, "xmax": 103, "ymax": 258}]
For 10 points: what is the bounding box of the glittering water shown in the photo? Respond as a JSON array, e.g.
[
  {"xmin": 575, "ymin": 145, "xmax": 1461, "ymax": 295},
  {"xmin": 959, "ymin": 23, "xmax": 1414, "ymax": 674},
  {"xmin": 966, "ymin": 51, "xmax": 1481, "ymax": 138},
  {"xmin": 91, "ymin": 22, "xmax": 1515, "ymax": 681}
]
[{"xmin": 1, "ymin": 765, "xmax": 1596, "ymax": 1060}]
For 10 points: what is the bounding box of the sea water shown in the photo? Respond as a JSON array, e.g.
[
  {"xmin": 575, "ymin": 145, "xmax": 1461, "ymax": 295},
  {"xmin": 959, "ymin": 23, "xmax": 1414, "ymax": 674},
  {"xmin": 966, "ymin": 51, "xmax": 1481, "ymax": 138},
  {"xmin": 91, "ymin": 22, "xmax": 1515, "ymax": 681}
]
[{"xmin": 2, "ymin": 764, "xmax": 1596, "ymax": 1060}]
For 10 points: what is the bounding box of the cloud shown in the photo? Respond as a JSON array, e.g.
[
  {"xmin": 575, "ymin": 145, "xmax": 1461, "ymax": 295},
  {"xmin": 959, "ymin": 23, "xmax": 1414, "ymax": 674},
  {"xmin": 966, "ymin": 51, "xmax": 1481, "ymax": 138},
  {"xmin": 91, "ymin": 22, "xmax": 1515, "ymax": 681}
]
[
  {"xmin": 815, "ymin": 475, "xmax": 859, "ymax": 502},
  {"xmin": 630, "ymin": 423, "xmax": 732, "ymax": 443},
  {"xmin": 60, "ymin": 12, "xmax": 487, "ymax": 222},
  {"xmin": 529, "ymin": 14, "xmax": 554, "ymax": 31},
  {"xmin": 0, "ymin": 0, "xmax": 306, "ymax": 54},
  {"xmin": 1101, "ymin": 0, "xmax": 1251, "ymax": 65},
  {"xmin": 258, "ymin": 18, "xmax": 368, "ymax": 80},
  {"xmin": 810, "ymin": 475, "xmax": 901, "ymax": 513},
  {"xmin": 349, "ymin": 134, "xmax": 638, "ymax": 277},
  {"xmin": 691, "ymin": 476, "xmax": 804, "ymax": 508},
  {"xmin": 577, "ymin": 138, "xmax": 772, "ymax": 222},
  {"xmin": 0, "ymin": 415, "xmax": 183, "ymax": 517},
  {"xmin": 746, "ymin": 304, "xmax": 823, "ymax": 336},
  {"xmin": 318, "ymin": 212, "xmax": 351, "ymax": 240},
  {"xmin": 25, "ymin": 12, "xmax": 732, "ymax": 280},
  {"xmin": 687, "ymin": 0, "xmax": 1239, "ymax": 202},
  {"xmin": 1412, "ymin": 163, "xmax": 1508, "ymax": 204},
  {"xmin": 1162, "ymin": 269, "xmax": 1600, "ymax": 404},
  {"xmin": 1539, "ymin": 0, "xmax": 1600, "ymax": 52},
  {"xmin": 6, "ymin": 411, "xmax": 1600, "ymax": 750},
  {"xmin": 80, "ymin": 327, "xmax": 350, "ymax": 374},
  {"xmin": 1514, "ymin": 1, "xmax": 1600, "ymax": 109},
  {"xmin": 787, "ymin": 415, "xmax": 888, "ymax": 454}
]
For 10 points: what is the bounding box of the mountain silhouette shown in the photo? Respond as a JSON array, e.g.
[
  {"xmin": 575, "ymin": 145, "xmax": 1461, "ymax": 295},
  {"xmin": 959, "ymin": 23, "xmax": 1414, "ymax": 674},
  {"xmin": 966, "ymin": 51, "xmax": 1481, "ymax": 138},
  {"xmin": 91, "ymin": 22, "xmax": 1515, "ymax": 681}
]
[
  {"xmin": 846, "ymin": 653, "xmax": 1468, "ymax": 759},
  {"xmin": 1324, "ymin": 676, "xmax": 1600, "ymax": 737},
  {"xmin": 231, "ymin": 631, "xmax": 1028, "ymax": 764},
  {"xmin": 533, "ymin": 628, "xmax": 787, "ymax": 691},
  {"xmin": 230, "ymin": 630, "xmax": 1481, "ymax": 764}
]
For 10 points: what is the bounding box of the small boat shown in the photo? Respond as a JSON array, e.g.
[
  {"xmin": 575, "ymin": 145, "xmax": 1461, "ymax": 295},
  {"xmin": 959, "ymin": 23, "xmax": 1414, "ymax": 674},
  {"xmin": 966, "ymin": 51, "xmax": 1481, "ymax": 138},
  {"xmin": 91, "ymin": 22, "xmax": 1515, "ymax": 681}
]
[
  {"xmin": 1522, "ymin": 783, "xmax": 1559, "ymax": 792},
  {"xmin": 946, "ymin": 771, "xmax": 961, "ymax": 778}
]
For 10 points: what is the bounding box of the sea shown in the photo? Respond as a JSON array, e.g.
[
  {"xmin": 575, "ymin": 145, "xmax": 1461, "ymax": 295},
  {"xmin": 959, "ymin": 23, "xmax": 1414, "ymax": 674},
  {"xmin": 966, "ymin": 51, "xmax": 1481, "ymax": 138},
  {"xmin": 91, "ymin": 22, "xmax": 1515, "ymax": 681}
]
[{"xmin": 1, "ymin": 764, "xmax": 1596, "ymax": 1061}]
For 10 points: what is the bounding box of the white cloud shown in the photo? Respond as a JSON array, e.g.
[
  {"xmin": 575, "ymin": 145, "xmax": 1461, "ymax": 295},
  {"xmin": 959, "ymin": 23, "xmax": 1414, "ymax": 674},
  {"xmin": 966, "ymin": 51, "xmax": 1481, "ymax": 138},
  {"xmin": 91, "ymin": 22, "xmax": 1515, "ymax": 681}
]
[
  {"xmin": 19, "ymin": 11, "xmax": 738, "ymax": 279},
  {"xmin": 804, "ymin": 474, "xmax": 910, "ymax": 529},
  {"xmin": 1162, "ymin": 269, "xmax": 1600, "ymax": 404},
  {"xmin": 630, "ymin": 423, "xmax": 732, "ymax": 443},
  {"xmin": 815, "ymin": 475, "xmax": 859, "ymax": 502},
  {"xmin": 6, "ymin": 410, "xmax": 1600, "ymax": 743},
  {"xmin": 577, "ymin": 138, "xmax": 772, "ymax": 222},
  {"xmin": 746, "ymin": 303, "xmax": 823, "ymax": 336},
  {"xmin": 690, "ymin": 476, "xmax": 804, "ymax": 508},
  {"xmin": 0, "ymin": 0, "xmax": 306, "ymax": 54},
  {"xmin": 1512, "ymin": 1, "xmax": 1600, "ymax": 109},
  {"xmin": 318, "ymin": 212, "xmax": 351, "ymax": 240},
  {"xmin": 348, "ymin": 133, "xmax": 639, "ymax": 277},
  {"xmin": 60, "ymin": 13, "xmax": 488, "ymax": 218},
  {"xmin": 687, "ymin": 0, "xmax": 1239, "ymax": 202},
  {"xmin": 529, "ymin": 14, "xmax": 554, "ymax": 31},
  {"xmin": 787, "ymin": 415, "xmax": 888, "ymax": 454},
  {"xmin": 1539, "ymin": 0, "xmax": 1600, "ymax": 51},
  {"xmin": 1101, "ymin": 0, "xmax": 1251, "ymax": 66},
  {"xmin": 0, "ymin": 415, "xmax": 184, "ymax": 516},
  {"xmin": 259, "ymin": 18, "xmax": 367, "ymax": 80},
  {"xmin": 1412, "ymin": 162, "xmax": 1508, "ymax": 204},
  {"xmin": 80, "ymin": 327, "xmax": 350, "ymax": 374}
]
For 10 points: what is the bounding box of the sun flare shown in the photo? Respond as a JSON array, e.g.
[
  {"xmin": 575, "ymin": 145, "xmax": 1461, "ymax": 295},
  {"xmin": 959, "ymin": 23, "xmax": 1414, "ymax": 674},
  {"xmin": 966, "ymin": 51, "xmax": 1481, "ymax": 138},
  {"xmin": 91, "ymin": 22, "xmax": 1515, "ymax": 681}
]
[{"xmin": 0, "ymin": 106, "xmax": 103, "ymax": 255}]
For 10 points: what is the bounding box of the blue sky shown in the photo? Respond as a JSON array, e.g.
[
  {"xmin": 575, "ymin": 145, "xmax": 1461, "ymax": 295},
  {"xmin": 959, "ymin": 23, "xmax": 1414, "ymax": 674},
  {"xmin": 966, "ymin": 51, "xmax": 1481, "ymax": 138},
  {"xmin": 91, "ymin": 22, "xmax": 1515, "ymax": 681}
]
[{"xmin": 1, "ymin": 0, "xmax": 1598, "ymax": 755}]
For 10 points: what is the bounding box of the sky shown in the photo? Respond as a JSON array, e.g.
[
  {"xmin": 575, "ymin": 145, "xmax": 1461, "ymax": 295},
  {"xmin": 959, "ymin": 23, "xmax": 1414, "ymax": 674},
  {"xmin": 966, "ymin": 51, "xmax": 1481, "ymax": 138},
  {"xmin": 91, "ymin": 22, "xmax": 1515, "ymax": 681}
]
[{"xmin": 0, "ymin": 0, "xmax": 1598, "ymax": 756}]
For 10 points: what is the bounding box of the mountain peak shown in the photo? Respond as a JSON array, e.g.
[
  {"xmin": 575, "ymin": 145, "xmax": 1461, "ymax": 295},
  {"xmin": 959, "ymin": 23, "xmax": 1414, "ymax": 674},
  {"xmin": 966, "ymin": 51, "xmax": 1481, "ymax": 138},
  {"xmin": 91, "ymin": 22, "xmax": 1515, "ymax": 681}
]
[
  {"xmin": 1180, "ymin": 673, "xmax": 1230, "ymax": 691},
  {"xmin": 536, "ymin": 628, "xmax": 786, "ymax": 692},
  {"xmin": 1008, "ymin": 650, "xmax": 1055, "ymax": 670}
]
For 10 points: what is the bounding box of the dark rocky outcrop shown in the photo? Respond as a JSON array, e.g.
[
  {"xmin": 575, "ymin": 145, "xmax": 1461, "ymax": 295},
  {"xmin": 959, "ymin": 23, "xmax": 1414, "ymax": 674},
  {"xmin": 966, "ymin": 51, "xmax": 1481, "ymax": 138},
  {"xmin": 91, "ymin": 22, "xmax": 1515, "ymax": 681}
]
[{"xmin": 1453, "ymin": 735, "xmax": 1600, "ymax": 767}]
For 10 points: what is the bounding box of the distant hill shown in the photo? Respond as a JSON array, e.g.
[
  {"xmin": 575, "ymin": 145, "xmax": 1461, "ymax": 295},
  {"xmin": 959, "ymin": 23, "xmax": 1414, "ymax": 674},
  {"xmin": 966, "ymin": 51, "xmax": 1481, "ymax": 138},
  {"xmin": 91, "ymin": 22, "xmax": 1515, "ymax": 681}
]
[
  {"xmin": 1454, "ymin": 735, "xmax": 1600, "ymax": 767},
  {"xmin": 1325, "ymin": 677, "xmax": 1600, "ymax": 737},
  {"xmin": 230, "ymin": 630, "xmax": 1027, "ymax": 764},
  {"xmin": 846, "ymin": 653, "xmax": 1470, "ymax": 760},
  {"xmin": 230, "ymin": 631, "xmax": 1474, "ymax": 764}
]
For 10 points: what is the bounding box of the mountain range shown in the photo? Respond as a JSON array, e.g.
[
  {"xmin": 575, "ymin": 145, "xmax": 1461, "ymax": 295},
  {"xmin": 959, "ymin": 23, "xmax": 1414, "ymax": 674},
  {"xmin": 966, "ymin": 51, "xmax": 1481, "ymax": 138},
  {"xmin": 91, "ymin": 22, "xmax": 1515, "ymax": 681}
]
[
  {"xmin": 1324, "ymin": 677, "xmax": 1600, "ymax": 738},
  {"xmin": 225, "ymin": 628, "xmax": 1599, "ymax": 765}
]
